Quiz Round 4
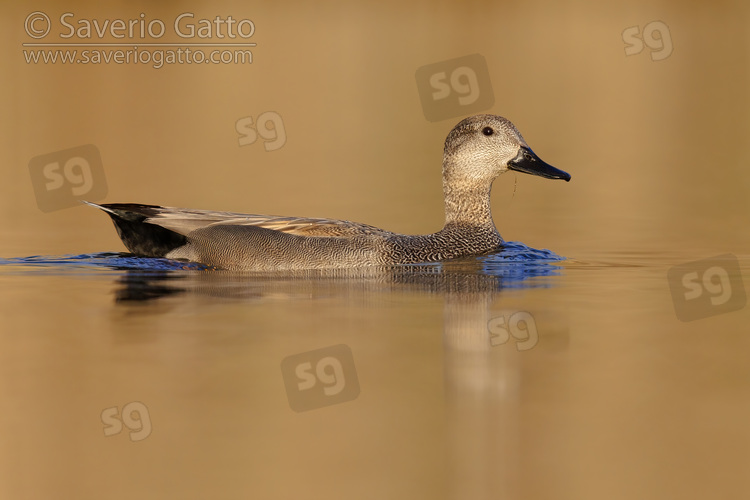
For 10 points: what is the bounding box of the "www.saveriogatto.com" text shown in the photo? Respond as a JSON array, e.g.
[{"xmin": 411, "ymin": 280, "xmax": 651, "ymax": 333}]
[{"xmin": 22, "ymin": 47, "xmax": 253, "ymax": 69}]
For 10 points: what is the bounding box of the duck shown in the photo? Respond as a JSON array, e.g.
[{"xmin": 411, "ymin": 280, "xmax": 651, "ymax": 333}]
[{"xmin": 87, "ymin": 114, "xmax": 570, "ymax": 271}]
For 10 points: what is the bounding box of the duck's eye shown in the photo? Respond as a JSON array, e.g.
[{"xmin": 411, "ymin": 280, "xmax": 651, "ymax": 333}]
[{"xmin": 482, "ymin": 127, "xmax": 494, "ymax": 136}]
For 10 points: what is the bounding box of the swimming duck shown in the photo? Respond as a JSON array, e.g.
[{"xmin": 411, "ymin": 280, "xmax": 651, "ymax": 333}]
[{"xmin": 87, "ymin": 114, "xmax": 570, "ymax": 270}]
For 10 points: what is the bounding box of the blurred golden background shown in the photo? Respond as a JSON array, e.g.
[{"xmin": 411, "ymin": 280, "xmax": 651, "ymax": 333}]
[{"xmin": 3, "ymin": 0, "xmax": 748, "ymax": 260}]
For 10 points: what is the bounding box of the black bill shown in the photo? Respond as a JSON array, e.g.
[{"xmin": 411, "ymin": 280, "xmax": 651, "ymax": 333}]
[{"xmin": 508, "ymin": 146, "xmax": 571, "ymax": 182}]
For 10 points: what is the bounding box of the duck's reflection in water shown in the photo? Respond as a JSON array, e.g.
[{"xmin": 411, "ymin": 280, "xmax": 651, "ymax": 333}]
[{"xmin": 111, "ymin": 257, "xmax": 567, "ymax": 500}]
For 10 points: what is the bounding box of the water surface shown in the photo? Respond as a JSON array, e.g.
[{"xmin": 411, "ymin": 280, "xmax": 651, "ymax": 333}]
[{"xmin": 2, "ymin": 243, "xmax": 747, "ymax": 500}]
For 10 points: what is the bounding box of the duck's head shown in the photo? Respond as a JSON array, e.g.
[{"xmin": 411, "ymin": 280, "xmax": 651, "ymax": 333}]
[{"xmin": 443, "ymin": 114, "xmax": 571, "ymax": 184}]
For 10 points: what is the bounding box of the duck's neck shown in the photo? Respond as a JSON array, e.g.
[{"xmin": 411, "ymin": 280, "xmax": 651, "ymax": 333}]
[
  {"xmin": 382, "ymin": 171, "xmax": 503, "ymax": 264},
  {"xmin": 442, "ymin": 177, "xmax": 496, "ymax": 230},
  {"xmin": 383, "ymin": 177, "xmax": 502, "ymax": 263}
]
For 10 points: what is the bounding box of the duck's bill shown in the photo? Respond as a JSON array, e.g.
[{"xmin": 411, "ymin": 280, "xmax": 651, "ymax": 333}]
[{"xmin": 508, "ymin": 146, "xmax": 571, "ymax": 182}]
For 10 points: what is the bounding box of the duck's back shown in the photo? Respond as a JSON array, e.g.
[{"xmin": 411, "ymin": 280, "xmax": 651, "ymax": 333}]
[{"xmin": 88, "ymin": 202, "xmax": 397, "ymax": 270}]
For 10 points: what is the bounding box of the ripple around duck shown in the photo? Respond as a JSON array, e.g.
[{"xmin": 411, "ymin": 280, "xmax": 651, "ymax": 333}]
[
  {"xmin": 477, "ymin": 241, "xmax": 566, "ymax": 286},
  {"xmin": 0, "ymin": 241, "xmax": 567, "ymax": 288},
  {"xmin": 0, "ymin": 252, "xmax": 211, "ymax": 273}
]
